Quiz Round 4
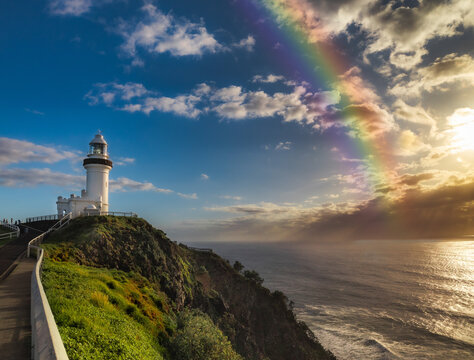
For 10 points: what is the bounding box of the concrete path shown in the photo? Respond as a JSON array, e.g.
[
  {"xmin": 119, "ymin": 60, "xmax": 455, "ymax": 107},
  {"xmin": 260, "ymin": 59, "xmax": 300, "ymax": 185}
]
[
  {"xmin": 0, "ymin": 256, "xmax": 35, "ymax": 360},
  {"xmin": 0, "ymin": 232, "xmax": 36, "ymax": 278}
]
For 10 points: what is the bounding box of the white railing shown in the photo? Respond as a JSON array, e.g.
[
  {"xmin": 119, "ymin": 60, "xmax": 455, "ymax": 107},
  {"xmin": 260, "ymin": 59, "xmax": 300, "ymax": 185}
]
[
  {"xmin": 81, "ymin": 211, "xmax": 138, "ymax": 217},
  {"xmin": 0, "ymin": 223, "xmax": 20, "ymax": 240},
  {"xmin": 27, "ymin": 213, "xmax": 72, "ymax": 258},
  {"xmin": 30, "ymin": 247, "xmax": 69, "ymax": 360},
  {"xmin": 26, "ymin": 214, "xmax": 59, "ymax": 223},
  {"xmin": 28, "ymin": 213, "xmax": 72, "ymax": 360}
]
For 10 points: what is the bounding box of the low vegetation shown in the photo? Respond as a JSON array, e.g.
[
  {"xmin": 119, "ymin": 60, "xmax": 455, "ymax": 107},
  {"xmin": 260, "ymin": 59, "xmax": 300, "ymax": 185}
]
[
  {"xmin": 41, "ymin": 216, "xmax": 335, "ymax": 360},
  {"xmin": 42, "ymin": 259, "xmax": 244, "ymax": 360},
  {"xmin": 41, "ymin": 260, "xmax": 168, "ymax": 360},
  {"xmin": 171, "ymin": 310, "xmax": 243, "ymax": 360}
]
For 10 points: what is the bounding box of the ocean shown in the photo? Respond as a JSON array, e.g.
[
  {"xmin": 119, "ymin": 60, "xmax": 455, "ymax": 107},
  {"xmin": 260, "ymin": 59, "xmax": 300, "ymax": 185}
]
[{"xmin": 188, "ymin": 239, "xmax": 474, "ymax": 360}]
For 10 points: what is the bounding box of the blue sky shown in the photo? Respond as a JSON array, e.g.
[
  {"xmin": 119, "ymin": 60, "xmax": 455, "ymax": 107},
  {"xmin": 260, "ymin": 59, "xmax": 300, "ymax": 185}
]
[{"xmin": 1, "ymin": 0, "xmax": 473, "ymax": 241}]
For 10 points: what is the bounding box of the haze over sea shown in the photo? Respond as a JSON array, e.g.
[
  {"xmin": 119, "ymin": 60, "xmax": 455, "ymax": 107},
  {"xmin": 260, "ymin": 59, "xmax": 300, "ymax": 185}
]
[{"xmin": 190, "ymin": 239, "xmax": 474, "ymax": 360}]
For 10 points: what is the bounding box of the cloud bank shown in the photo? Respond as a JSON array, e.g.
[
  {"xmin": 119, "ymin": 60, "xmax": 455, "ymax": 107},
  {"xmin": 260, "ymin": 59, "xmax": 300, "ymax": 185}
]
[{"xmin": 173, "ymin": 175, "xmax": 474, "ymax": 242}]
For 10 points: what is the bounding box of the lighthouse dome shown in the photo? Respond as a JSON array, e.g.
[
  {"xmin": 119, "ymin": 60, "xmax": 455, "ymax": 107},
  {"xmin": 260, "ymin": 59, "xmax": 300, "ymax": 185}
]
[
  {"xmin": 89, "ymin": 134, "xmax": 108, "ymax": 145},
  {"xmin": 88, "ymin": 133, "xmax": 109, "ymax": 158}
]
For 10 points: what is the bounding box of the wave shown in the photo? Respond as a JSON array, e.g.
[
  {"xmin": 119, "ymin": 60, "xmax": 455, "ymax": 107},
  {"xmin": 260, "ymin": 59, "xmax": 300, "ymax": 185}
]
[{"xmin": 362, "ymin": 339, "xmax": 399, "ymax": 359}]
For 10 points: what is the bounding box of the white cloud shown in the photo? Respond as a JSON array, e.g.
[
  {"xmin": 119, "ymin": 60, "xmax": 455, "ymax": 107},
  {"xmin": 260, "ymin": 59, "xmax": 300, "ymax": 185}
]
[
  {"xmin": 393, "ymin": 99, "xmax": 437, "ymax": 129},
  {"xmin": 252, "ymin": 74, "xmax": 285, "ymax": 83},
  {"xmin": 204, "ymin": 201, "xmax": 302, "ymax": 217},
  {"xmin": 220, "ymin": 195, "xmax": 242, "ymax": 201},
  {"xmin": 445, "ymin": 107, "xmax": 474, "ymax": 153},
  {"xmin": 142, "ymin": 95, "xmax": 201, "ymax": 118},
  {"xmin": 86, "ymin": 78, "xmax": 399, "ymax": 140},
  {"xmin": 211, "ymin": 86, "xmax": 245, "ymax": 102},
  {"xmin": 214, "ymin": 102, "xmax": 248, "ymax": 119},
  {"xmin": 110, "ymin": 177, "xmax": 173, "ymax": 193},
  {"xmin": 178, "ymin": 192, "xmax": 198, "ymax": 199},
  {"xmin": 85, "ymin": 82, "xmax": 150, "ymax": 105},
  {"xmin": 395, "ymin": 130, "xmax": 431, "ymax": 157},
  {"xmin": 275, "ymin": 141, "xmax": 292, "ymax": 151},
  {"xmin": 0, "ymin": 168, "xmax": 84, "ymax": 187},
  {"xmin": 232, "ymin": 35, "xmax": 256, "ymax": 51},
  {"xmin": 48, "ymin": 0, "xmax": 93, "ymax": 16},
  {"xmin": 200, "ymin": 173, "xmax": 209, "ymax": 180},
  {"xmin": 194, "ymin": 83, "xmax": 212, "ymax": 96},
  {"xmin": 0, "ymin": 137, "xmax": 80, "ymax": 165},
  {"xmin": 119, "ymin": 4, "xmax": 221, "ymax": 60},
  {"xmin": 0, "ymin": 165, "xmax": 199, "ymax": 201},
  {"xmin": 390, "ymin": 53, "xmax": 474, "ymax": 99},
  {"xmin": 115, "ymin": 157, "xmax": 136, "ymax": 166},
  {"xmin": 87, "ymin": 82, "xmax": 202, "ymax": 118},
  {"xmin": 25, "ymin": 108, "xmax": 45, "ymax": 116},
  {"xmin": 270, "ymin": 0, "xmax": 473, "ymax": 69}
]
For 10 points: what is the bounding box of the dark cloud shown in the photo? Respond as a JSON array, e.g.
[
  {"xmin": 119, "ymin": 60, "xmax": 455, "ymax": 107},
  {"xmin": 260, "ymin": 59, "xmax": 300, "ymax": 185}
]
[
  {"xmin": 398, "ymin": 173, "xmax": 434, "ymax": 186},
  {"xmin": 174, "ymin": 178, "xmax": 474, "ymax": 242}
]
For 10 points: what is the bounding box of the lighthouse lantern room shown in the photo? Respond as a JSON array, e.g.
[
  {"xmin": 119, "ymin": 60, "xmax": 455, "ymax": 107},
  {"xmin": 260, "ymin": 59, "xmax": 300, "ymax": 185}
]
[{"xmin": 57, "ymin": 133, "xmax": 113, "ymax": 218}]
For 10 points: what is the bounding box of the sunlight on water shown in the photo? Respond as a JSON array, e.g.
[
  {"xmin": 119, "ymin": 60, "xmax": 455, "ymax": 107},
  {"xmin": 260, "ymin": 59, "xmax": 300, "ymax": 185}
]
[{"xmin": 192, "ymin": 239, "xmax": 474, "ymax": 360}]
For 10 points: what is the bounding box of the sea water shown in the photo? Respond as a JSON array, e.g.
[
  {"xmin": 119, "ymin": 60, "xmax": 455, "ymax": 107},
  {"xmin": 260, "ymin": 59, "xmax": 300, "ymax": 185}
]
[{"xmin": 188, "ymin": 239, "xmax": 474, "ymax": 360}]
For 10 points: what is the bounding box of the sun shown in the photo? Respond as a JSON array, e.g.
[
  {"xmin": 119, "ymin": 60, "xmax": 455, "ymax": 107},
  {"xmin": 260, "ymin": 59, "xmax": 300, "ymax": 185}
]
[{"xmin": 447, "ymin": 108, "xmax": 474, "ymax": 153}]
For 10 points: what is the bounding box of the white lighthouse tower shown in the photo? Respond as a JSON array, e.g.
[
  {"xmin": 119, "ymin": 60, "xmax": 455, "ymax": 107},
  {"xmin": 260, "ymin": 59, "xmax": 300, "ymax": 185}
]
[
  {"xmin": 83, "ymin": 133, "xmax": 113, "ymax": 212},
  {"xmin": 56, "ymin": 133, "xmax": 113, "ymax": 217}
]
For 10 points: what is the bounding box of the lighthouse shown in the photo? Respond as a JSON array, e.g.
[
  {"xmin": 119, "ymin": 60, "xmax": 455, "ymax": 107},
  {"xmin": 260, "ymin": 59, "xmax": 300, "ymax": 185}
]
[
  {"xmin": 57, "ymin": 133, "xmax": 113, "ymax": 217},
  {"xmin": 83, "ymin": 133, "xmax": 113, "ymax": 212}
]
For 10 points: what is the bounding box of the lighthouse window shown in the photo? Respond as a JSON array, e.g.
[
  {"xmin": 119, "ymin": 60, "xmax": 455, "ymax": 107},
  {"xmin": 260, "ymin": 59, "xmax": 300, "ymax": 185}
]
[{"xmin": 89, "ymin": 144, "xmax": 105, "ymax": 155}]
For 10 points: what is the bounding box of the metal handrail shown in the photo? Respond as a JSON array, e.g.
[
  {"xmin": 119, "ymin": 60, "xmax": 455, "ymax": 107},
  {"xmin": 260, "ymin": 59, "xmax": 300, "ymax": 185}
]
[
  {"xmin": 26, "ymin": 214, "xmax": 59, "ymax": 223},
  {"xmin": 27, "ymin": 213, "xmax": 72, "ymax": 257},
  {"xmin": 0, "ymin": 231, "xmax": 18, "ymax": 240},
  {"xmin": 0, "ymin": 223, "xmax": 20, "ymax": 240},
  {"xmin": 27, "ymin": 213, "xmax": 72, "ymax": 359},
  {"xmin": 81, "ymin": 211, "xmax": 138, "ymax": 217},
  {"xmin": 30, "ymin": 246, "xmax": 69, "ymax": 360}
]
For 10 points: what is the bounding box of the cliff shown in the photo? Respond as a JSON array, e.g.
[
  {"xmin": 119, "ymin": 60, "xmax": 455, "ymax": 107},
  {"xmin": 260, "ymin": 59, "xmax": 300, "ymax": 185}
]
[{"xmin": 42, "ymin": 216, "xmax": 336, "ymax": 360}]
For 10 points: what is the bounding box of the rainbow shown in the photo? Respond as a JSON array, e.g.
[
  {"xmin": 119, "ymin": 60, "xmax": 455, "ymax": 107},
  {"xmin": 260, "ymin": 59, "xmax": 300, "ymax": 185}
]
[{"xmin": 233, "ymin": 0, "xmax": 398, "ymax": 199}]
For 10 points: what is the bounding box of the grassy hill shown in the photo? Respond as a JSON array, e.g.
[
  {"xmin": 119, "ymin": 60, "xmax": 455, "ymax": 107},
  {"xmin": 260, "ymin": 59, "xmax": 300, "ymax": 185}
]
[{"xmin": 42, "ymin": 216, "xmax": 335, "ymax": 360}]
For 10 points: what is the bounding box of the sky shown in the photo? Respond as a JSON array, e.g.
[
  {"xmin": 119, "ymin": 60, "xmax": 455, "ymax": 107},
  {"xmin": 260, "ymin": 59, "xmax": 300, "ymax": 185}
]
[{"xmin": 0, "ymin": 0, "xmax": 473, "ymax": 242}]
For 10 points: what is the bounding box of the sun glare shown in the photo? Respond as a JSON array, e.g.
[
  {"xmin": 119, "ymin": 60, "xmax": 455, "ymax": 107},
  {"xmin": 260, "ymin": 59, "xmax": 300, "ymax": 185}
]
[{"xmin": 447, "ymin": 108, "xmax": 474, "ymax": 152}]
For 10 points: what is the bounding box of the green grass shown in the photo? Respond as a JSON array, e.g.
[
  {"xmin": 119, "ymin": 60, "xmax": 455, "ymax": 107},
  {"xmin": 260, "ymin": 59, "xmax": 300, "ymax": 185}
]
[
  {"xmin": 40, "ymin": 217, "xmax": 245, "ymax": 360},
  {"xmin": 41, "ymin": 259, "xmax": 172, "ymax": 360}
]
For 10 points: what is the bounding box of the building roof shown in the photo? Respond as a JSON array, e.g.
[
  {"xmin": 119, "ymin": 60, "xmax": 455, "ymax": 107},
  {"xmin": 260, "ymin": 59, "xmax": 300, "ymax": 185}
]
[{"xmin": 89, "ymin": 133, "xmax": 108, "ymax": 145}]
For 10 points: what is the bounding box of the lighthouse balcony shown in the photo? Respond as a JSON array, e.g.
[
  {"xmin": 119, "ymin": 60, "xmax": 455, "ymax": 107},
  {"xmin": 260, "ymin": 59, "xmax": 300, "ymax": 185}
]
[{"xmin": 83, "ymin": 158, "xmax": 113, "ymax": 167}]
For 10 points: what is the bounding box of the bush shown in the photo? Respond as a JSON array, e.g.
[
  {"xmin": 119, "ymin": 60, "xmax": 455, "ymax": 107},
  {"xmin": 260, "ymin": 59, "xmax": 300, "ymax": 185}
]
[
  {"xmin": 233, "ymin": 261, "xmax": 244, "ymax": 272},
  {"xmin": 243, "ymin": 270, "xmax": 264, "ymax": 285},
  {"xmin": 171, "ymin": 309, "xmax": 243, "ymax": 360},
  {"xmin": 90, "ymin": 291, "xmax": 111, "ymax": 310}
]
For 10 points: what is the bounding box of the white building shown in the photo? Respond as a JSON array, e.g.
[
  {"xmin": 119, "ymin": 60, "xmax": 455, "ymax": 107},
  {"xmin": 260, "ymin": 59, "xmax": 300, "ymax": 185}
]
[{"xmin": 57, "ymin": 133, "xmax": 113, "ymax": 218}]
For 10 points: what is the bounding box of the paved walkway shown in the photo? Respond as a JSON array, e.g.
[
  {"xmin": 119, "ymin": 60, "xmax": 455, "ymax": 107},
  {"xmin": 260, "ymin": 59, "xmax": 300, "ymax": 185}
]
[
  {"xmin": 0, "ymin": 231, "xmax": 37, "ymax": 277},
  {"xmin": 0, "ymin": 256, "xmax": 35, "ymax": 360}
]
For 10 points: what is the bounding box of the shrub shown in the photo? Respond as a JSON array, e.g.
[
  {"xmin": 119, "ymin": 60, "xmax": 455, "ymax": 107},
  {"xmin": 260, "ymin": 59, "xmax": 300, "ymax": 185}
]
[
  {"xmin": 171, "ymin": 309, "xmax": 243, "ymax": 360},
  {"xmin": 233, "ymin": 261, "xmax": 244, "ymax": 272},
  {"xmin": 243, "ymin": 270, "xmax": 264, "ymax": 285},
  {"xmin": 197, "ymin": 265, "xmax": 207, "ymax": 274}
]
